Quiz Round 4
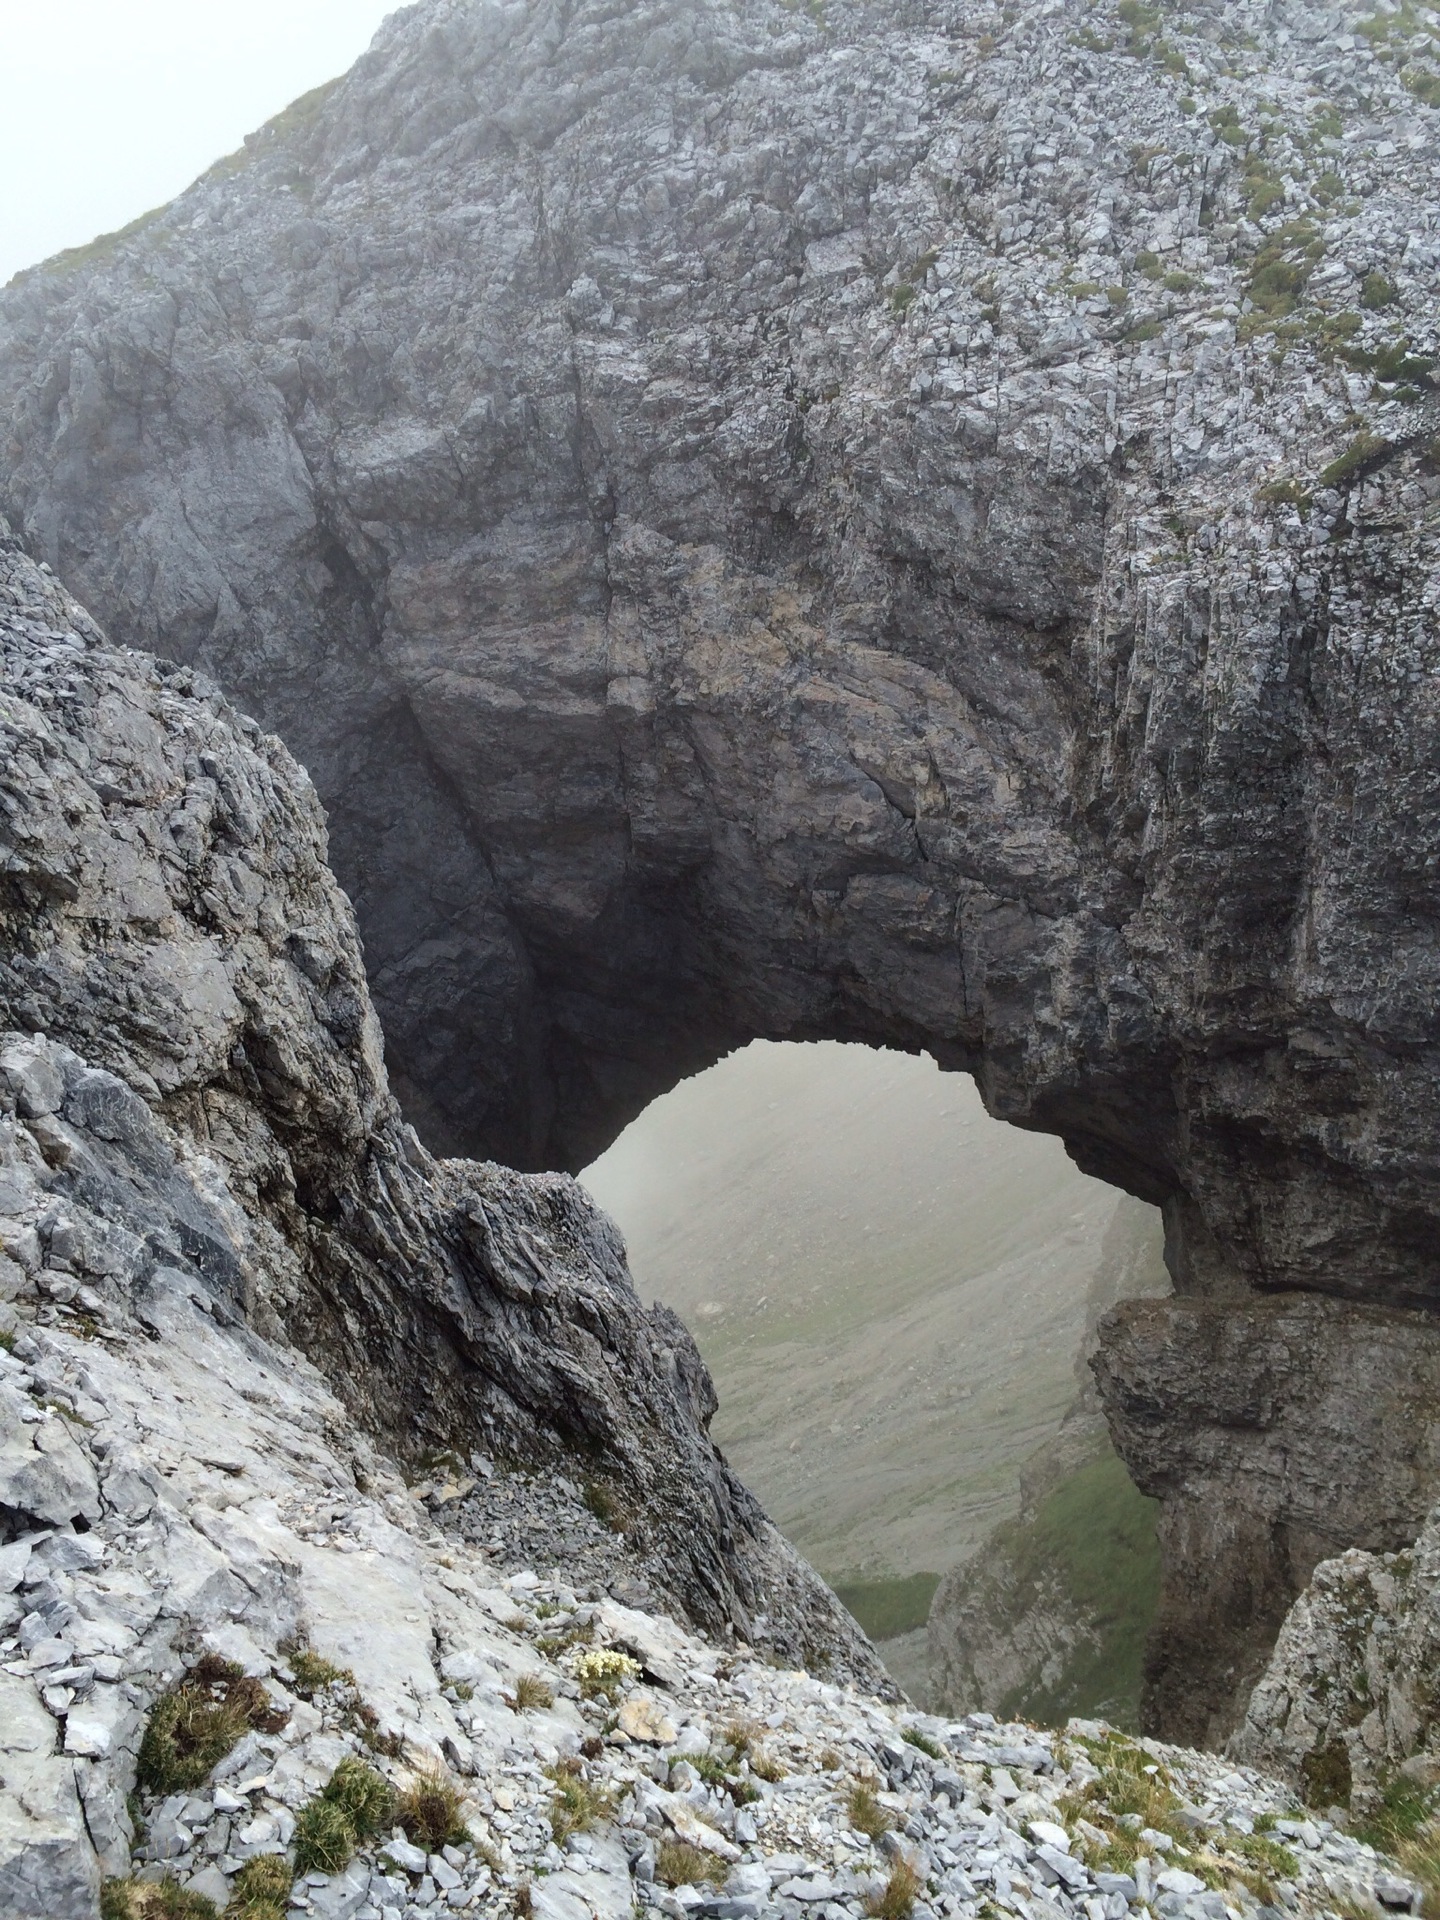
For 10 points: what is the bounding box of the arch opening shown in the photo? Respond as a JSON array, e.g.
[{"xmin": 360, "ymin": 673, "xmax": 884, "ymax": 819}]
[{"xmin": 581, "ymin": 1039, "xmax": 1169, "ymax": 1726}]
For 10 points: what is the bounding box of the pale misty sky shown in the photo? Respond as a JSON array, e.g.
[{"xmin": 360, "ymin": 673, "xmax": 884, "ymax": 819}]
[{"xmin": 0, "ymin": 1, "xmax": 400, "ymax": 286}]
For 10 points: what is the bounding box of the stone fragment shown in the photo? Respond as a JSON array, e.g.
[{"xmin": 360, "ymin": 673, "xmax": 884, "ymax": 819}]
[{"xmin": 619, "ymin": 1695, "xmax": 679, "ymax": 1744}]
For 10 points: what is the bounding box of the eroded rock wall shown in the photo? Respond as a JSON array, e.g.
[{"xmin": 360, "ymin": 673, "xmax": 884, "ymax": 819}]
[{"xmin": 0, "ymin": 525, "xmax": 881, "ymax": 1695}]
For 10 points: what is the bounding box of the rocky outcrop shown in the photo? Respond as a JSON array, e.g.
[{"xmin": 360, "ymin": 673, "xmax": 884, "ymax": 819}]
[
  {"xmin": 2, "ymin": 0, "xmax": 1440, "ymax": 1731},
  {"xmin": 1095, "ymin": 1296, "xmax": 1440, "ymax": 1752},
  {"xmin": 0, "ymin": 521, "xmax": 881, "ymax": 1736},
  {"xmin": 1233, "ymin": 1500, "xmax": 1440, "ymax": 1815}
]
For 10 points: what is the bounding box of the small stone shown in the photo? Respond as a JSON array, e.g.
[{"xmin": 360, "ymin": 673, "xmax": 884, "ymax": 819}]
[
  {"xmin": 1155, "ymin": 1869, "xmax": 1206, "ymax": 1896},
  {"xmin": 620, "ymin": 1694, "xmax": 679, "ymax": 1744}
]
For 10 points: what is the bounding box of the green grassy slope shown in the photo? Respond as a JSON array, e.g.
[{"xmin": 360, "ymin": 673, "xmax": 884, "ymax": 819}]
[
  {"xmin": 582, "ymin": 1042, "xmax": 1167, "ymax": 1633},
  {"xmin": 996, "ymin": 1446, "xmax": 1162, "ymax": 1729}
]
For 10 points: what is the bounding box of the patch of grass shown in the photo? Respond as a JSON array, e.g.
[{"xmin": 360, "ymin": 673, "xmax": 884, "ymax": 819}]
[
  {"xmin": 832, "ymin": 1573, "xmax": 940, "ymax": 1642},
  {"xmin": 224, "ymin": 1853, "xmax": 294, "ymax": 1920},
  {"xmin": 1068, "ymin": 1731, "xmax": 1186, "ymax": 1843},
  {"xmin": 137, "ymin": 1656, "xmax": 288, "ymax": 1794},
  {"xmin": 397, "ymin": 1768, "xmax": 472, "ymax": 1852},
  {"xmin": 1124, "ymin": 318, "xmax": 1164, "ymax": 344},
  {"xmin": 849, "ymin": 1782, "xmax": 893, "ymax": 1839},
  {"xmin": 656, "ymin": 1839, "xmax": 728, "ymax": 1888},
  {"xmin": 1163, "ymin": 270, "xmax": 1197, "ymax": 293},
  {"xmin": 295, "ymin": 1795, "xmax": 356, "ymax": 1876},
  {"xmin": 514, "ymin": 1672, "xmax": 555, "ymax": 1711},
  {"xmin": 902, "ymin": 1727, "xmax": 943, "ymax": 1760},
  {"xmin": 34, "ymin": 207, "xmax": 169, "ymax": 280},
  {"xmin": 890, "ymin": 284, "xmax": 916, "ymax": 314},
  {"xmin": 1356, "ymin": 1773, "xmax": 1435, "ymax": 1850},
  {"xmin": 285, "ymin": 1645, "xmax": 351, "ymax": 1699},
  {"xmin": 1244, "ymin": 220, "xmax": 1325, "ymax": 325},
  {"xmin": 689, "ymin": 1748, "xmax": 761, "ymax": 1805},
  {"xmin": 583, "ymin": 1479, "xmax": 629, "ymax": 1532},
  {"xmin": 535, "ymin": 1615, "xmax": 595, "ymax": 1659},
  {"xmin": 322, "ymin": 1756, "xmax": 393, "ymax": 1839},
  {"xmin": 1320, "ymin": 431, "xmax": 1391, "ymax": 488},
  {"xmin": 546, "ymin": 1760, "xmax": 615, "ymax": 1843},
  {"xmin": 0, "ymin": 1328, "xmax": 14, "ymax": 1353},
  {"xmin": 1361, "ymin": 272, "xmax": 1399, "ymax": 310},
  {"xmin": 1257, "ymin": 477, "xmax": 1312, "ymax": 513},
  {"xmin": 1230, "ymin": 1831, "xmax": 1300, "ymax": 1897},
  {"xmin": 280, "ymin": 1639, "xmax": 402, "ymax": 1757},
  {"xmin": 101, "ymin": 1880, "xmax": 219, "ymax": 1920},
  {"xmin": 865, "ymin": 1859, "xmax": 924, "ymax": 1920}
]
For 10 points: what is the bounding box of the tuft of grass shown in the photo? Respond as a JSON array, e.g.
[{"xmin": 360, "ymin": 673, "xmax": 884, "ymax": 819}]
[
  {"xmin": 1361, "ymin": 272, "xmax": 1399, "ymax": 310},
  {"xmin": 322, "ymin": 1755, "xmax": 393, "ymax": 1839},
  {"xmin": 1257, "ymin": 477, "xmax": 1312, "ymax": 513},
  {"xmin": 547, "ymin": 1759, "xmax": 615, "ymax": 1843},
  {"xmin": 285, "ymin": 1645, "xmax": 352, "ymax": 1699},
  {"xmin": 583, "ymin": 1479, "xmax": 629, "ymax": 1533},
  {"xmin": 224, "ymin": 1853, "xmax": 294, "ymax": 1920},
  {"xmin": 0, "ymin": 1327, "xmax": 15, "ymax": 1354},
  {"xmin": 514, "ymin": 1672, "xmax": 554, "ymax": 1712},
  {"xmin": 1320, "ymin": 431, "xmax": 1391, "ymax": 488},
  {"xmin": 849, "ymin": 1782, "xmax": 893, "ymax": 1839},
  {"xmin": 137, "ymin": 1657, "xmax": 288, "ymax": 1795},
  {"xmin": 1356, "ymin": 1773, "xmax": 1435, "ymax": 1850},
  {"xmin": 294, "ymin": 1796, "xmax": 356, "ymax": 1876},
  {"xmin": 865, "ymin": 1860, "xmax": 924, "ymax": 1920},
  {"xmin": 721, "ymin": 1718, "xmax": 763, "ymax": 1758},
  {"xmin": 655, "ymin": 1839, "xmax": 727, "ymax": 1888},
  {"xmin": 396, "ymin": 1767, "xmax": 472, "ymax": 1852},
  {"xmin": 902, "ymin": 1728, "xmax": 943, "ymax": 1760},
  {"xmin": 101, "ymin": 1880, "xmax": 219, "ymax": 1920}
]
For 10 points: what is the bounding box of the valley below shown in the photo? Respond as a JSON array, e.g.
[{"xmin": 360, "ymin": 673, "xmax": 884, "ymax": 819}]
[{"xmin": 583, "ymin": 1042, "xmax": 1169, "ymax": 1706}]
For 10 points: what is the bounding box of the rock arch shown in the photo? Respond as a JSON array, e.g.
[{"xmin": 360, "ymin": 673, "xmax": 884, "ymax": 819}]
[{"xmin": 2, "ymin": 0, "xmax": 1439, "ymax": 1741}]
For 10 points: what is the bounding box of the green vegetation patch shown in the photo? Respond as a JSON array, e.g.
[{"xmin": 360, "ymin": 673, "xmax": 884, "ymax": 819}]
[
  {"xmin": 101, "ymin": 1881, "xmax": 219, "ymax": 1920},
  {"xmin": 995, "ymin": 1450, "xmax": 1161, "ymax": 1732},
  {"xmin": 832, "ymin": 1572, "xmax": 941, "ymax": 1641},
  {"xmin": 656, "ymin": 1840, "xmax": 728, "ymax": 1889},
  {"xmin": 547, "ymin": 1760, "xmax": 615, "ymax": 1844},
  {"xmin": 1355, "ymin": 1772, "xmax": 1436, "ymax": 1850},
  {"xmin": 225, "ymin": 1854, "xmax": 295, "ymax": 1920},
  {"xmin": 1320, "ymin": 431, "xmax": 1392, "ymax": 487},
  {"xmin": 1243, "ymin": 220, "xmax": 1326, "ymax": 328},
  {"xmin": 137, "ymin": 1656, "xmax": 288, "ymax": 1795}
]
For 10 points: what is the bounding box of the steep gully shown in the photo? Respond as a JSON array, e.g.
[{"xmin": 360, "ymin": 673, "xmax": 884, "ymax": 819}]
[{"xmin": 2, "ymin": 0, "xmax": 1439, "ymax": 1746}]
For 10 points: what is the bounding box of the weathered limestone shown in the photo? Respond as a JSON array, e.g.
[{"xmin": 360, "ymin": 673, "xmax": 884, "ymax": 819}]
[
  {"xmin": 0, "ymin": 526, "xmax": 879, "ymax": 1699},
  {"xmin": 2, "ymin": 0, "xmax": 1440, "ymax": 1732}
]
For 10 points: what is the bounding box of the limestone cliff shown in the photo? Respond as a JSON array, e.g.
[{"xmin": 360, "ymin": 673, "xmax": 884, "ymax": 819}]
[{"xmin": 3, "ymin": 0, "xmax": 1440, "ymax": 1735}]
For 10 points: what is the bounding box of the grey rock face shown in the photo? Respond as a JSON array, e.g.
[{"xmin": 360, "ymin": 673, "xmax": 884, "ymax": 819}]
[
  {"xmin": 1095, "ymin": 1294, "xmax": 1440, "ymax": 1749},
  {"xmin": 0, "ymin": 525, "xmax": 882, "ymax": 1691},
  {"xmin": 1233, "ymin": 1501, "xmax": 1440, "ymax": 1815},
  {"xmin": 2, "ymin": 0, "xmax": 1440, "ymax": 1733}
]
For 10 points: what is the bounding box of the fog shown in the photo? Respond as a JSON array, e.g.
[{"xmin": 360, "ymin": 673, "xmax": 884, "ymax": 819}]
[{"xmin": 0, "ymin": 0, "xmax": 395, "ymax": 285}]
